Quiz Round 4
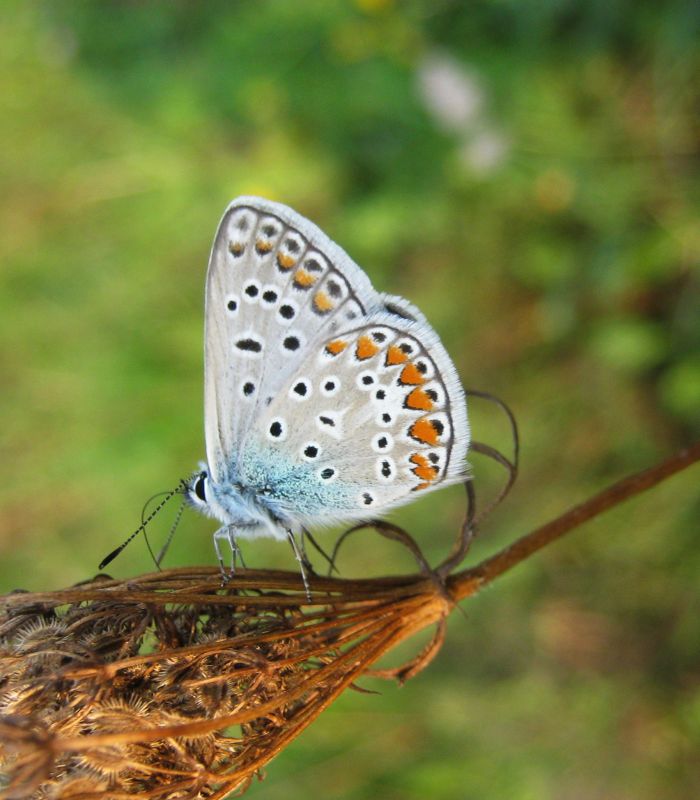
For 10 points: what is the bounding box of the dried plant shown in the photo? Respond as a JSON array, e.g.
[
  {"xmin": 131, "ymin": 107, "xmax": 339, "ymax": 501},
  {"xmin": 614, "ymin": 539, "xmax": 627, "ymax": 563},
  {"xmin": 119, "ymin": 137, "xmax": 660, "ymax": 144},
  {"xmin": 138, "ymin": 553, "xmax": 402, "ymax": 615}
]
[{"xmin": 0, "ymin": 444, "xmax": 697, "ymax": 799}]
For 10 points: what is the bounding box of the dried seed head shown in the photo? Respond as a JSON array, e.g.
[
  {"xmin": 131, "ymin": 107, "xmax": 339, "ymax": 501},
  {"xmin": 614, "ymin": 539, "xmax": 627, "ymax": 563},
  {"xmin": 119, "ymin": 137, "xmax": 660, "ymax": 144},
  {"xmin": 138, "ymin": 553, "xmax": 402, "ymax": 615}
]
[{"xmin": 0, "ymin": 568, "xmax": 453, "ymax": 799}]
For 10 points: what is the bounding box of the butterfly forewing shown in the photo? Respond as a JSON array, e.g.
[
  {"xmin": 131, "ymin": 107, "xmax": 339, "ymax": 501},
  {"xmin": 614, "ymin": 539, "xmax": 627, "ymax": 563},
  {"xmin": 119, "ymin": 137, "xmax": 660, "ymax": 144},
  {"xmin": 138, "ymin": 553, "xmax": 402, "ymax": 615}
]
[{"xmin": 204, "ymin": 198, "xmax": 375, "ymax": 483}]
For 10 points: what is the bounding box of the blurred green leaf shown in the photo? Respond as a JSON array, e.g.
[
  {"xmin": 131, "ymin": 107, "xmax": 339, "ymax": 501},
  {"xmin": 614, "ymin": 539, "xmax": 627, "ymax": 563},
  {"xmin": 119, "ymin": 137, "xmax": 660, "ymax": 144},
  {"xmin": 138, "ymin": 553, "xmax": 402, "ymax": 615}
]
[
  {"xmin": 588, "ymin": 318, "xmax": 668, "ymax": 373},
  {"xmin": 659, "ymin": 357, "xmax": 700, "ymax": 423}
]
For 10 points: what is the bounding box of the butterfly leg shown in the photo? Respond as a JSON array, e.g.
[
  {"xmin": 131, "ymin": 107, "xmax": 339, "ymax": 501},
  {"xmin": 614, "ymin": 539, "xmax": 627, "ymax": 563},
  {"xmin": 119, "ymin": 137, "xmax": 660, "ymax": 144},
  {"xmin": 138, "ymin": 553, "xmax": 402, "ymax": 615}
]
[
  {"xmin": 297, "ymin": 527, "xmax": 318, "ymax": 577},
  {"xmin": 227, "ymin": 527, "xmax": 248, "ymax": 571},
  {"xmin": 287, "ymin": 529, "xmax": 312, "ymax": 602},
  {"xmin": 213, "ymin": 526, "xmax": 230, "ymax": 577},
  {"xmin": 213, "ymin": 525, "xmax": 248, "ymax": 581}
]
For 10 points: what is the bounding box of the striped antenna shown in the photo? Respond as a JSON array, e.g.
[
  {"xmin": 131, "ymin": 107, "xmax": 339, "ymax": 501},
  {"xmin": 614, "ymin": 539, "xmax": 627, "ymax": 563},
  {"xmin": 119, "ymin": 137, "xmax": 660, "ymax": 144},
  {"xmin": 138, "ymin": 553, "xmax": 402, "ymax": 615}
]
[{"xmin": 98, "ymin": 480, "xmax": 186, "ymax": 570}]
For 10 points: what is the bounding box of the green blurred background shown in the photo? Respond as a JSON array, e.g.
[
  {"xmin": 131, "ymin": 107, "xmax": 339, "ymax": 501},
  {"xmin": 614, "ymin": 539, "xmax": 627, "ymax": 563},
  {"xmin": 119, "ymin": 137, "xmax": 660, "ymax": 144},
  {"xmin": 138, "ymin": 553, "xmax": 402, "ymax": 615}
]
[{"xmin": 1, "ymin": 1, "xmax": 699, "ymax": 797}]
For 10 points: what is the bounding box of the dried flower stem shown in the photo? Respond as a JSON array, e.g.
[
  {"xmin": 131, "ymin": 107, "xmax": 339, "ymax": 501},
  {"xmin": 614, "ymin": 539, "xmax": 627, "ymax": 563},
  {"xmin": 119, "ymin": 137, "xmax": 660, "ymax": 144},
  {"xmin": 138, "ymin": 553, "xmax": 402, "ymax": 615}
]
[{"xmin": 449, "ymin": 440, "xmax": 700, "ymax": 600}]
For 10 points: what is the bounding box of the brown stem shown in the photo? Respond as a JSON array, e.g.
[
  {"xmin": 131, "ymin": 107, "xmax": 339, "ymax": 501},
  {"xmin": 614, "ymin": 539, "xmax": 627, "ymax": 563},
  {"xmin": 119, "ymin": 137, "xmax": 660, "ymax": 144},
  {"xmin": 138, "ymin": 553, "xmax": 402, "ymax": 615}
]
[{"xmin": 448, "ymin": 441, "xmax": 700, "ymax": 602}]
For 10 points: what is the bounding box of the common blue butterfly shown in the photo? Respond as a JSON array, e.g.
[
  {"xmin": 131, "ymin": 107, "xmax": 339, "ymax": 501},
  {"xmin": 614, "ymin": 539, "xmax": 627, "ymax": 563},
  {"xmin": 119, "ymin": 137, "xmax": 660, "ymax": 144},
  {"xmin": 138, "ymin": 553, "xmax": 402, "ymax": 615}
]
[{"xmin": 185, "ymin": 198, "xmax": 470, "ymax": 572}]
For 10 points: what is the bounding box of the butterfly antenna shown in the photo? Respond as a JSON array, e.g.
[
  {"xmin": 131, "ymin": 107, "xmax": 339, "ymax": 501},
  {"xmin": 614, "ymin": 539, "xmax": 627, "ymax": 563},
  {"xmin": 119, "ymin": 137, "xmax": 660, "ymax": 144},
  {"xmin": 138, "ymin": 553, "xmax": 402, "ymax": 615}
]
[
  {"xmin": 98, "ymin": 480, "xmax": 187, "ymax": 571},
  {"xmin": 156, "ymin": 496, "xmax": 187, "ymax": 568}
]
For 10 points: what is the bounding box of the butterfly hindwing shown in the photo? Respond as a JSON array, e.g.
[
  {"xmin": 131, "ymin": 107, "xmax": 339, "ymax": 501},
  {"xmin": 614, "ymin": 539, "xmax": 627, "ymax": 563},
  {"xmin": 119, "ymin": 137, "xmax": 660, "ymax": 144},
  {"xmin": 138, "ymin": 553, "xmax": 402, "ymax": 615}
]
[{"xmin": 244, "ymin": 300, "xmax": 469, "ymax": 525}]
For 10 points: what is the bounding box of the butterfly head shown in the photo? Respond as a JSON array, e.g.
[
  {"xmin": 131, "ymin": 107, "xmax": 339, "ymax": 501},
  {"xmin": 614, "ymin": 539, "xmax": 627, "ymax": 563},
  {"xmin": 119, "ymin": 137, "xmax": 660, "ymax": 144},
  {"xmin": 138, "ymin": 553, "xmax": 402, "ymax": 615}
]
[
  {"xmin": 184, "ymin": 465, "xmax": 269, "ymax": 531},
  {"xmin": 185, "ymin": 468, "xmax": 213, "ymax": 514}
]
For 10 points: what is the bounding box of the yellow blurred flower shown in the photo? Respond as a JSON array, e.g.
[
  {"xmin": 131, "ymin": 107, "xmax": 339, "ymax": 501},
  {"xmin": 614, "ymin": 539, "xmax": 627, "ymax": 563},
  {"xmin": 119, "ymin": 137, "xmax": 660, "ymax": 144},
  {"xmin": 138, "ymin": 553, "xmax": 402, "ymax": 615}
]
[
  {"xmin": 355, "ymin": 0, "xmax": 394, "ymax": 13},
  {"xmin": 330, "ymin": 20, "xmax": 379, "ymax": 62}
]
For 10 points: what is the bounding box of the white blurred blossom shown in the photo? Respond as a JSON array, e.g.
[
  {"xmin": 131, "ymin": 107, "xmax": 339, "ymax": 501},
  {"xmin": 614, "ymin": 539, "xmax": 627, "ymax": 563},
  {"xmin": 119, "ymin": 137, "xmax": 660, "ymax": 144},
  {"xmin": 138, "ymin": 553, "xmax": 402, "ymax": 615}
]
[
  {"xmin": 417, "ymin": 52, "xmax": 483, "ymax": 132},
  {"xmin": 417, "ymin": 50, "xmax": 509, "ymax": 175},
  {"xmin": 460, "ymin": 128, "xmax": 510, "ymax": 174}
]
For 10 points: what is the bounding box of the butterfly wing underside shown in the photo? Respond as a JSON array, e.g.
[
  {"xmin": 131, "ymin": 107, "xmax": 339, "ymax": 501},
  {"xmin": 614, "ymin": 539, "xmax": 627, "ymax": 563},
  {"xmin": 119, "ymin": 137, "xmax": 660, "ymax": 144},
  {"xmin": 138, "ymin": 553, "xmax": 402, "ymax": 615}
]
[{"xmin": 204, "ymin": 197, "xmax": 469, "ymax": 523}]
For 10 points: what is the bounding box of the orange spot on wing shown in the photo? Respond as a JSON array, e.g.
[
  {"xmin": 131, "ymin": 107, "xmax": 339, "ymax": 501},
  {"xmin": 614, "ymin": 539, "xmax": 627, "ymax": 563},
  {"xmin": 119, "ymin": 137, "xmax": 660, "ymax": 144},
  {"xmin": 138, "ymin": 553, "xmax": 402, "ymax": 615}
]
[
  {"xmin": 277, "ymin": 252, "xmax": 296, "ymax": 270},
  {"xmin": 409, "ymin": 453, "xmax": 438, "ymax": 481},
  {"xmin": 356, "ymin": 335, "xmax": 380, "ymax": 360},
  {"xmin": 229, "ymin": 242, "xmax": 244, "ymax": 256},
  {"xmin": 414, "ymin": 464, "xmax": 439, "ymax": 481},
  {"xmin": 386, "ymin": 344, "xmax": 409, "ymax": 366},
  {"xmin": 399, "ymin": 363, "xmax": 425, "ymax": 385},
  {"xmin": 413, "ymin": 482, "xmax": 431, "ymax": 492},
  {"xmin": 325, "ymin": 339, "xmax": 348, "ymax": 356},
  {"xmin": 313, "ymin": 291, "xmax": 334, "ymax": 313},
  {"xmin": 405, "ymin": 387, "xmax": 434, "ymax": 411},
  {"xmin": 293, "ymin": 269, "xmax": 317, "ymax": 287},
  {"xmin": 409, "ymin": 419, "xmax": 441, "ymax": 446},
  {"xmin": 255, "ymin": 240, "xmax": 273, "ymax": 254}
]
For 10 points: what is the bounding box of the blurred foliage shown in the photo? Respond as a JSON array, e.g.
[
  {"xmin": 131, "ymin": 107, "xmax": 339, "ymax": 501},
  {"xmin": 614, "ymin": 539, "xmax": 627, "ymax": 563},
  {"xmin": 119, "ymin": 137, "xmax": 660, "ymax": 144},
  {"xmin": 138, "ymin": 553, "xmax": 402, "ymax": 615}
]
[{"xmin": 0, "ymin": 1, "xmax": 698, "ymax": 798}]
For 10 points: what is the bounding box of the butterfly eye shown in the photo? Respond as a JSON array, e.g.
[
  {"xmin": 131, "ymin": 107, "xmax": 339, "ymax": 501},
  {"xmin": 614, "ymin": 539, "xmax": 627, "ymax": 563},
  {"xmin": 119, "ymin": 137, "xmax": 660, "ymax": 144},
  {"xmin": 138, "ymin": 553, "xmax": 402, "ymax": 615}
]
[{"xmin": 194, "ymin": 473, "xmax": 207, "ymax": 502}]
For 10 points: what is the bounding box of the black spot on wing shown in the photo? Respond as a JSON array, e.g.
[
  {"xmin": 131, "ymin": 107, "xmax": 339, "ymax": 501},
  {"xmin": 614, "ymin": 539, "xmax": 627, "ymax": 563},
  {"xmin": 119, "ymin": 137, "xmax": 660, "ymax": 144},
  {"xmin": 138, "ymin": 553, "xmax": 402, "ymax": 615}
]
[
  {"xmin": 279, "ymin": 304, "xmax": 295, "ymax": 320},
  {"xmin": 236, "ymin": 338, "xmax": 262, "ymax": 353},
  {"xmin": 326, "ymin": 279, "xmax": 342, "ymax": 298},
  {"xmin": 269, "ymin": 421, "xmax": 283, "ymax": 437}
]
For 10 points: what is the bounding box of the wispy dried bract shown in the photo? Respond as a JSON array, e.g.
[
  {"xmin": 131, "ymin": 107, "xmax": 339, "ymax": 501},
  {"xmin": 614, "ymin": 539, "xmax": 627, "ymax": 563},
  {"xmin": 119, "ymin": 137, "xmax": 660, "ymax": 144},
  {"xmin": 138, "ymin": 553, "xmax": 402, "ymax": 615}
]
[{"xmin": 0, "ymin": 568, "xmax": 458, "ymax": 799}]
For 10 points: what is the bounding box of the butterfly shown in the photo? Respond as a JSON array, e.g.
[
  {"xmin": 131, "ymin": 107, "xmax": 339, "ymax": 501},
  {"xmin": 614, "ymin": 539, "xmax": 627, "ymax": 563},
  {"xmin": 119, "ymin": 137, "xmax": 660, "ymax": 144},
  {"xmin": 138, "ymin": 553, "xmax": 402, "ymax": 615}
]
[{"xmin": 185, "ymin": 197, "xmax": 469, "ymax": 576}]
